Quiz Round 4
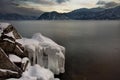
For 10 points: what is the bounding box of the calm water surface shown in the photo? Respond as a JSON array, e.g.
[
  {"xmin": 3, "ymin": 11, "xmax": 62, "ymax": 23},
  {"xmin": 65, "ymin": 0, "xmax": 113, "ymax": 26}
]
[{"xmin": 7, "ymin": 21, "xmax": 120, "ymax": 80}]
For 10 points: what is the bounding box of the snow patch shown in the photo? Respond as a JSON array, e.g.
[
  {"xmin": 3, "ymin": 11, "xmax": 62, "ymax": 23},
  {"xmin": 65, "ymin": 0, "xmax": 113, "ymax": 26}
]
[
  {"xmin": 0, "ymin": 69, "xmax": 18, "ymax": 74},
  {"xmin": 0, "ymin": 23, "xmax": 10, "ymax": 36},
  {"xmin": 0, "ymin": 23, "xmax": 10, "ymax": 30},
  {"xmin": 9, "ymin": 54, "xmax": 22, "ymax": 62},
  {"xmin": 16, "ymin": 45, "xmax": 24, "ymax": 53},
  {"xmin": 22, "ymin": 57, "xmax": 31, "ymax": 71},
  {"xmin": 3, "ymin": 38, "xmax": 15, "ymax": 43},
  {"xmin": 7, "ymin": 64, "xmax": 58, "ymax": 80},
  {"xmin": 5, "ymin": 31, "xmax": 15, "ymax": 39}
]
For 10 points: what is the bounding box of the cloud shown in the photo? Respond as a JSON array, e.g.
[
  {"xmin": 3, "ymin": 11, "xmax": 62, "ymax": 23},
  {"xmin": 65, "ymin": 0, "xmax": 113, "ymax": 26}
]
[
  {"xmin": 97, "ymin": 0, "xmax": 120, "ymax": 8},
  {"xmin": 18, "ymin": 0, "xmax": 55, "ymax": 5},
  {"xmin": 55, "ymin": 0, "xmax": 69, "ymax": 3},
  {"xmin": 97, "ymin": 0, "xmax": 106, "ymax": 5},
  {"xmin": 0, "ymin": 0, "xmax": 43, "ymax": 16},
  {"xmin": 104, "ymin": 2, "xmax": 119, "ymax": 8},
  {"xmin": 0, "ymin": 0, "xmax": 70, "ymax": 14},
  {"xmin": 13, "ymin": 0, "xmax": 69, "ymax": 5}
]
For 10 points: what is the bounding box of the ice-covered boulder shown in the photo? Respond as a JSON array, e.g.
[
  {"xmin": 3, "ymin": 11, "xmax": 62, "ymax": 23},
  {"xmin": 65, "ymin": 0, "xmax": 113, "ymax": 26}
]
[{"xmin": 17, "ymin": 33, "xmax": 65, "ymax": 74}]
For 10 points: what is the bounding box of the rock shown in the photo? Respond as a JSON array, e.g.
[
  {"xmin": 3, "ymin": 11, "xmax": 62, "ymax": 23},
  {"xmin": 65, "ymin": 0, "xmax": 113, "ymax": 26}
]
[
  {"xmin": 0, "ymin": 69, "xmax": 21, "ymax": 79},
  {"xmin": 0, "ymin": 22, "xmax": 28, "ymax": 58},
  {"xmin": 0, "ymin": 23, "xmax": 28, "ymax": 78},
  {"xmin": 0, "ymin": 40, "xmax": 27, "ymax": 58},
  {"xmin": 0, "ymin": 48, "xmax": 22, "ymax": 78},
  {"xmin": 2, "ymin": 24, "xmax": 21, "ymax": 39}
]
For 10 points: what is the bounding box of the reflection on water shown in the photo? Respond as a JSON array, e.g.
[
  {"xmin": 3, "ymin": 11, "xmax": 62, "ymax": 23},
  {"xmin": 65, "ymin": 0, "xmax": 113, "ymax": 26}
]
[{"xmin": 8, "ymin": 20, "xmax": 120, "ymax": 80}]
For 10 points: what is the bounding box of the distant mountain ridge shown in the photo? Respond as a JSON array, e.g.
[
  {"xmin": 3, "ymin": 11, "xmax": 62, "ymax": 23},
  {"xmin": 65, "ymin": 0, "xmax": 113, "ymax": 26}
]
[
  {"xmin": 0, "ymin": 6, "xmax": 120, "ymax": 20},
  {"xmin": 0, "ymin": 13, "xmax": 37, "ymax": 20},
  {"xmin": 38, "ymin": 6, "xmax": 120, "ymax": 20},
  {"xmin": 37, "ymin": 11, "xmax": 69, "ymax": 20}
]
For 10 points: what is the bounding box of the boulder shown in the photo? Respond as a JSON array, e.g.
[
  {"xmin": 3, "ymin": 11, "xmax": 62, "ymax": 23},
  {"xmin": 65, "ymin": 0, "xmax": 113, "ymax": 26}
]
[
  {"xmin": 0, "ymin": 23, "xmax": 28, "ymax": 58},
  {"xmin": 0, "ymin": 48, "xmax": 22, "ymax": 78},
  {"xmin": 1, "ymin": 24, "xmax": 21, "ymax": 39},
  {"xmin": 0, "ymin": 23, "xmax": 28, "ymax": 78}
]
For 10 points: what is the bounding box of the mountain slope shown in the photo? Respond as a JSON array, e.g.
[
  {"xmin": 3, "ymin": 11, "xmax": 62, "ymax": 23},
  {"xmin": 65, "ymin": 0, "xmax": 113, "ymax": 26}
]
[
  {"xmin": 38, "ymin": 11, "xmax": 69, "ymax": 20},
  {"xmin": 38, "ymin": 6, "xmax": 120, "ymax": 20}
]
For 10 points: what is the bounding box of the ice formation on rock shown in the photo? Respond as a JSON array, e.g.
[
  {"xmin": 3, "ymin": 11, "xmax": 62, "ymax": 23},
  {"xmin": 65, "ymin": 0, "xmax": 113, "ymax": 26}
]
[
  {"xmin": 17, "ymin": 33, "xmax": 65, "ymax": 74},
  {"xmin": 16, "ymin": 38, "xmax": 43, "ymax": 66},
  {"xmin": 32, "ymin": 33, "xmax": 65, "ymax": 74}
]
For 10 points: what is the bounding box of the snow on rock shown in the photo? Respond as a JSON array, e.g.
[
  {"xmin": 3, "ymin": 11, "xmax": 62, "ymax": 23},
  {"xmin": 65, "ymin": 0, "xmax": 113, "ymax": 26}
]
[
  {"xmin": 9, "ymin": 54, "xmax": 22, "ymax": 62},
  {"xmin": 7, "ymin": 64, "xmax": 57, "ymax": 80},
  {"xmin": 55, "ymin": 78, "xmax": 60, "ymax": 80},
  {"xmin": 7, "ymin": 77, "xmax": 36, "ymax": 80},
  {"xmin": 0, "ymin": 69, "xmax": 18, "ymax": 74},
  {"xmin": 3, "ymin": 38, "xmax": 15, "ymax": 43},
  {"xmin": 0, "ymin": 22, "xmax": 22, "ymax": 40},
  {"xmin": 21, "ymin": 57, "xmax": 31, "ymax": 71},
  {"xmin": 22, "ymin": 57, "xmax": 30, "ymax": 65},
  {"xmin": 0, "ymin": 23, "xmax": 10, "ymax": 31},
  {"xmin": 5, "ymin": 31, "xmax": 15, "ymax": 39},
  {"xmin": 0, "ymin": 23, "xmax": 11, "ymax": 36}
]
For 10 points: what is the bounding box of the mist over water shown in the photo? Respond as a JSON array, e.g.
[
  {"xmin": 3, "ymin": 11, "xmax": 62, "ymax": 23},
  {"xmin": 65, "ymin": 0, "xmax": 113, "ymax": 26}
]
[{"xmin": 8, "ymin": 20, "xmax": 120, "ymax": 80}]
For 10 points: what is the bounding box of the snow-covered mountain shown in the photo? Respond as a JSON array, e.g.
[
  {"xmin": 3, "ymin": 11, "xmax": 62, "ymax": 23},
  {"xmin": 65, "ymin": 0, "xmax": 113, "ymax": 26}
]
[{"xmin": 38, "ymin": 6, "xmax": 120, "ymax": 20}]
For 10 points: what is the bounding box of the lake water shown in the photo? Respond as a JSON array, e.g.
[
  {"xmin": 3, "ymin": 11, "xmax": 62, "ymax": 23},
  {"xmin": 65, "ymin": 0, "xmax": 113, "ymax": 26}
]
[{"xmin": 7, "ymin": 20, "xmax": 120, "ymax": 80}]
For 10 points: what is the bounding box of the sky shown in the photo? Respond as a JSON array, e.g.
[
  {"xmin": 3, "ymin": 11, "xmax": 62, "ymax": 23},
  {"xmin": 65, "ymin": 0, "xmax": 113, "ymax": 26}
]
[{"xmin": 0, "ymin": 0, "xmax": 120, "ymax": 15}]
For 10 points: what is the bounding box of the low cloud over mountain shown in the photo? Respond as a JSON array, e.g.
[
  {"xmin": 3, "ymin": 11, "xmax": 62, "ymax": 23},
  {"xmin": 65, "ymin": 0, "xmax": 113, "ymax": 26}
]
[{"xmin": 97, "ymin": 0, "xmax": 120, "ymax": 8}]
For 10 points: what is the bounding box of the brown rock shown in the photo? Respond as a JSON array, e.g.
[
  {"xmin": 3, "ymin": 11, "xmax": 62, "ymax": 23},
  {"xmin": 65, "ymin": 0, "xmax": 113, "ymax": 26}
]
[
  {"xmin": 0, "ymin": 48, "xmax": 22, "ymax": 78},
  {"xmin": 0, "ymin": 69, "xmax": 21, "ymax": 79},
  {"xmin": 3, "ymin": 25, "xmax": 21, "ymax": 39},
  {"xmin": 0, "ymin": 40, "xmax": 27, "ymax": 58}
]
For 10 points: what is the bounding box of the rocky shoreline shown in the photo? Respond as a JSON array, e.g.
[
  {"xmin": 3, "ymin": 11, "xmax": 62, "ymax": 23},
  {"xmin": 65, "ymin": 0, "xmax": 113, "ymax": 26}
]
[{"xmin": 0, "ymin": 23, "xmax": 65, "ymax": 80}]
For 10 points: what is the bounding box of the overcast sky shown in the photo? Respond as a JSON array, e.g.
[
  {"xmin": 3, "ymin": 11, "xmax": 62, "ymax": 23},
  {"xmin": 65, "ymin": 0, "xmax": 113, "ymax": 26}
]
[{"xmin": 0, "ymin": 0, "xmax": 120, "ymax": 15}]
